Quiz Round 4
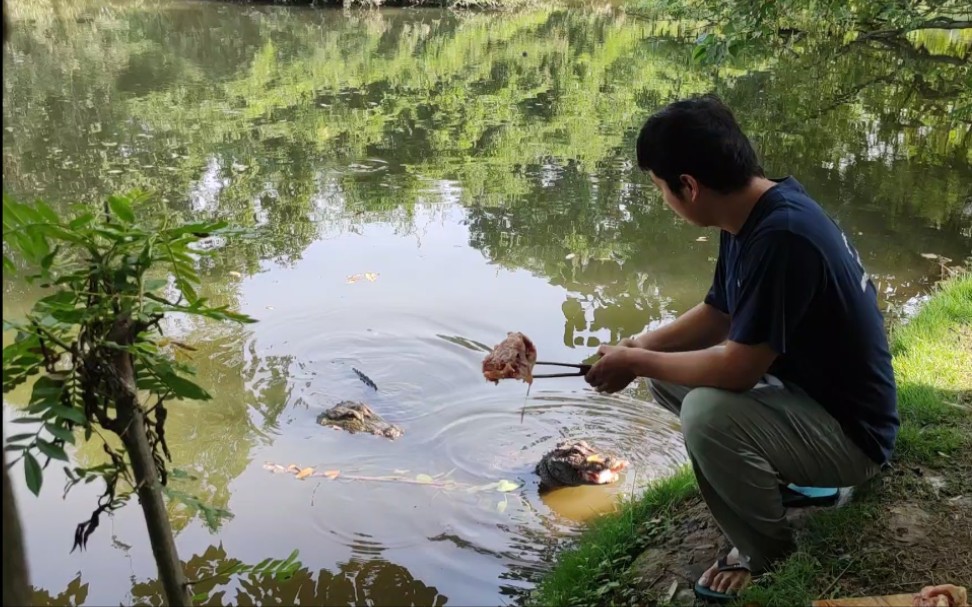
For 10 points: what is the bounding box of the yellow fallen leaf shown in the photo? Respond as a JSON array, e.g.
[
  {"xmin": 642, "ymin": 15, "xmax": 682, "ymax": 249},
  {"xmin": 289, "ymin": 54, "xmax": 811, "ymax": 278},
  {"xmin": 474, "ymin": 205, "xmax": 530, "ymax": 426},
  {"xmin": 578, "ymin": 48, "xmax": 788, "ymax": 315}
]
[
  {"xmin": 286, "ymin": 464, "xmax": 300, "ymax": 473},
  {"xmin": 296, "ymin": 467, "xmax": 314, "ymax": 480},
  {"xmin": 496, "ymin": 480, "xmax": 520, "ymax": 492},
  {"xmin": 346, "ymin": 272, "xmax": 380, "ymax": 284},
  {"xmin": 323, "ymin": 470, "xmax": 340, "ymax": 479}
]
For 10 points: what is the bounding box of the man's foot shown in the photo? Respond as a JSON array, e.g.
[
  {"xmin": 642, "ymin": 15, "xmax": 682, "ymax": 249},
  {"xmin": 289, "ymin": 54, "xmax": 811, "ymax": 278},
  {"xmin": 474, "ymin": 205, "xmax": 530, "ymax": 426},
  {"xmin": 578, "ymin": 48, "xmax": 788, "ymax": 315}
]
[{"xmin": 694, "ymin": 548, "xmax": 752, "ymax": 604}]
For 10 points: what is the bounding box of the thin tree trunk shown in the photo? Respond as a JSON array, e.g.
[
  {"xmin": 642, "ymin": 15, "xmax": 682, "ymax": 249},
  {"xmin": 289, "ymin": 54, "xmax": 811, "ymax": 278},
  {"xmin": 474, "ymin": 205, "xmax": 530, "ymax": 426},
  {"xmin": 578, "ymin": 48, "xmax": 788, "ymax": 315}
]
[
  {"xmin": 3, "ymin": 4, "xmax": 32, "ymax": 606},
  {"xmin": 3, "ymin": 445, "xmax": 31, "ymax": 607},
  {"xmin": 117, "ymin": 407, "xmax": 192, "ymax": 606},
  {"xmin": 112, "ymin": 318, "xmax": 192, "ymax": 607}
]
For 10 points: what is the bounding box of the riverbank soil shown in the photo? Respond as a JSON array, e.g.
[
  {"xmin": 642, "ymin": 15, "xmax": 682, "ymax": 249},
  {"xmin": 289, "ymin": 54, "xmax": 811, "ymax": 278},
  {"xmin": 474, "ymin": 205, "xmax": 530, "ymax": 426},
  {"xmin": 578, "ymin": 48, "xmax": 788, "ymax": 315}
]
[{"xmin": 625, "ymin": 447, "xmax": 972, "ymax": 606}]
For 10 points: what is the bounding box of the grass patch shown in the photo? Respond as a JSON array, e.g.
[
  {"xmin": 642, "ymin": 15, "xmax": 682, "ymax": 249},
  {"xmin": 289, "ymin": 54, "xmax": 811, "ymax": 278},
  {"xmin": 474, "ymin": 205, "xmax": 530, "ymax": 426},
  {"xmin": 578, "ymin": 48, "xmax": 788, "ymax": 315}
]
[{"xmin": 528, "ymin": 272, "xmax": 972, "ymax": 607}]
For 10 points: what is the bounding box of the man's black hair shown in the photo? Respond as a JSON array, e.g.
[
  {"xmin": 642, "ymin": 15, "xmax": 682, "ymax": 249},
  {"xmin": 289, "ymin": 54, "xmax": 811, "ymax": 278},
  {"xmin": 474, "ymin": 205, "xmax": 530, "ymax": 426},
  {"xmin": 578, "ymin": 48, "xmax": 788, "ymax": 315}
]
[{"xmin": 636, "ymin": 94, "xmax": 764, "ymax": 196}]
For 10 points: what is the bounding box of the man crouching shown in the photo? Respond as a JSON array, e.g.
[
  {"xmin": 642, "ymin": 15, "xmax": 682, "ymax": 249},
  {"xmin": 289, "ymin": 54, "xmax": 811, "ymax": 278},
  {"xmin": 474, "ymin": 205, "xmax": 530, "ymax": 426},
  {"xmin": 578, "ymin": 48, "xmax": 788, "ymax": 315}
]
[{"xmin": 584, "ymin": 94, "xmax": 899, "ymax": 603}]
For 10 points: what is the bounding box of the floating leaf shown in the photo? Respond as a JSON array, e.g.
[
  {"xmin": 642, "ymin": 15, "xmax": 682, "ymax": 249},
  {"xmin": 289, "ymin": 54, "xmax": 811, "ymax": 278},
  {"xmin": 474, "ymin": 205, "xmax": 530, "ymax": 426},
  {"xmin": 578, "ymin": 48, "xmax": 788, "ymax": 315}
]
[
  {"xmin": 416, "ymin": 474, "xmax": 434, "ymax": 484},
  {"xmin": 287, "ymin": 464, "xmax": 300, "ymax": 473},
  {"xmin": 497, "ymin": 499, "xmax": 508, "ymax": 514},
  {"xmin": 496, "ymin": 479, "xmax": 520, "ymax": 492},
  {"xmin": 323, "ymin": 470, "xmax": 340, "ymax": 479},
  {"xmin": 346, "ymin": 272, "xmax": 380, "ymax": 284},
  {"xmin": 920, "ymin": 253, "xmax": 939, "ymax": 259},
  {"xmin": 296, "ymin": 467, "xmax": 314, "ymax": 480}
]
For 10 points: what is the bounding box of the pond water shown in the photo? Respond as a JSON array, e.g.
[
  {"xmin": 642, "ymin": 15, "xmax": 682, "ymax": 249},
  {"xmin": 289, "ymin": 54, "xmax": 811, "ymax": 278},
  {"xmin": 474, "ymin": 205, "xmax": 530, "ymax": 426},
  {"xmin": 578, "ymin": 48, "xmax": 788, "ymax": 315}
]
[{"xmin": 2, "ymin": 1, "xmax": 970, "ymax": 605}]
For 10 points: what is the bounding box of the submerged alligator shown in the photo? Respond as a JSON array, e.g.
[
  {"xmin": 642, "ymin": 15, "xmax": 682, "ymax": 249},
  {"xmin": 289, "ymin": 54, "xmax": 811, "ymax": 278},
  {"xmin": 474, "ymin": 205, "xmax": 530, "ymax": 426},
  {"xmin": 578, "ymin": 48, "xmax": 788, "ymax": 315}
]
[
  {"xmin": 535, "ymin": 439, "xmax": 629, "ymax": 492},
  {"xmin": 316, "ymin": 401, "xmax": 404, "ymax": 440}
]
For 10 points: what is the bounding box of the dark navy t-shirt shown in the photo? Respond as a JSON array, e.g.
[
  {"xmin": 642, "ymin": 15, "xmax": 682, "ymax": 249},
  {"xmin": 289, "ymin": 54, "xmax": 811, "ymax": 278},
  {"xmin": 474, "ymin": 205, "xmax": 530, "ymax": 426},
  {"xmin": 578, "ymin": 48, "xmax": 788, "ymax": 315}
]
[{"xmin": 704, "ymin": 176, "xmax": 899, "ymax": 465}]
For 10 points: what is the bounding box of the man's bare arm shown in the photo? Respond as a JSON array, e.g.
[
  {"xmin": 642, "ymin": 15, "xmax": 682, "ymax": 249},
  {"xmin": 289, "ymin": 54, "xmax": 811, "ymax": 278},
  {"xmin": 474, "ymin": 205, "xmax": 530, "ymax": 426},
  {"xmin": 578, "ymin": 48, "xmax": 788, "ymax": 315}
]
[
  {"xmin": 627, "ymin": 302, "xmax": 729, "ymax": 353},
  {"xmin": 594, "ymin": 340, "xmax": 778, "ymax": 393}
]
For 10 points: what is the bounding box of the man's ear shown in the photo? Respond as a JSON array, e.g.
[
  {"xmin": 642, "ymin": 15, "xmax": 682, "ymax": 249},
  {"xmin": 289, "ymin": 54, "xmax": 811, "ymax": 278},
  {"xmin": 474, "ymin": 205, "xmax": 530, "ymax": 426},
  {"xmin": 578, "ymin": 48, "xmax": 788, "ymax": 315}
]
[{"xmin": 679, "ymin": 174, "xmax": 700, "ymax": 203}]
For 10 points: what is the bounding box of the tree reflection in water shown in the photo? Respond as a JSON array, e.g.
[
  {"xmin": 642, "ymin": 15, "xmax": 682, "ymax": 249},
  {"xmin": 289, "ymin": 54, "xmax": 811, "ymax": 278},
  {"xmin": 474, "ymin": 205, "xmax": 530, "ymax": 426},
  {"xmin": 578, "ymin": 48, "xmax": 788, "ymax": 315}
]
[{"xmin": 32, "ymin": 544, "xmax": 448, "ymax": 607}]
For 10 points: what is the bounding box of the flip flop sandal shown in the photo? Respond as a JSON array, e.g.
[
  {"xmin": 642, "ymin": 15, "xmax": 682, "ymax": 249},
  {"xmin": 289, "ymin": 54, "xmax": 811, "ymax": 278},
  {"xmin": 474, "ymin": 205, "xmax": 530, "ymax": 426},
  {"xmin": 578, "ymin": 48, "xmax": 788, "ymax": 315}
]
[
  {"xmin": 693, "ymin": 556, "xmax": 751, "ymax": 604},
  {"xmin": 781, "ymin": 483, "xmax": 840, "ymax": 508}
]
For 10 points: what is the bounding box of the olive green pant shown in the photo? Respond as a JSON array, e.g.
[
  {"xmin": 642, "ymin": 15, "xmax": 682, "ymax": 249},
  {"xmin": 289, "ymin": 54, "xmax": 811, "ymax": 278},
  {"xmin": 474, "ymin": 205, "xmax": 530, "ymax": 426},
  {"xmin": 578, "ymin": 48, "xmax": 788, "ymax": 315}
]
[{"xmin": 648, "ymin": 378, "xmax": 882, "ymax": 573}]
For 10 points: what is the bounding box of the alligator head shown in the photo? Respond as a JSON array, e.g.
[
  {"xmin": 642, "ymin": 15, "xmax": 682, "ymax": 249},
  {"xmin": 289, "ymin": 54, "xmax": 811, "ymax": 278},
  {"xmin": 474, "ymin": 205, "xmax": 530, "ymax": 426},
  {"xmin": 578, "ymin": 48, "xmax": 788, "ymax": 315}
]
[
  {"xmin": 535, "ymin": 440, "xmax": 628, "ymax": 491},
  {"xmin": 317, "ymin": 401, "xmax": 403, "ymax": 440}
]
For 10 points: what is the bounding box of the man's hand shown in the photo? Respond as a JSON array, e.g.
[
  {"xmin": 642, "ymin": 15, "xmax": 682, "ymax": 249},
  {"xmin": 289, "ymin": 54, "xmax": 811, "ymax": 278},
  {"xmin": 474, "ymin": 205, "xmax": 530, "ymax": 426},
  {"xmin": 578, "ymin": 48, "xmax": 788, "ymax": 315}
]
[
  {"xmin": 584, "ymin": 345, "xmax": 638, "ymax": 393},
  {"xmin": 585, "ymin": 340, "xmax": 779, "ymax": 394}
]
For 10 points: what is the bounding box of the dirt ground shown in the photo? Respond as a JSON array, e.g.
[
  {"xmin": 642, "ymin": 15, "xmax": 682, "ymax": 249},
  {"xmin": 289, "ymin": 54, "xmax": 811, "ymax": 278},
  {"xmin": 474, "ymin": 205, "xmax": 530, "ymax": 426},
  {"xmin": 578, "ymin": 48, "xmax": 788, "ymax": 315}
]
[{"xmin": 622, "ymin": 453, "xmax": 972, "ymax": 606}]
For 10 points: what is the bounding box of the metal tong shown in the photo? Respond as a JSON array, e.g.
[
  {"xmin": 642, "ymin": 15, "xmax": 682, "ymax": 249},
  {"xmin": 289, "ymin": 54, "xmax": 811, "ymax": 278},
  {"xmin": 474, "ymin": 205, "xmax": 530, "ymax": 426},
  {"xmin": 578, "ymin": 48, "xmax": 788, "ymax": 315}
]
[{"xmin": 532, "ymin": 361, "xmax": 592, "ymax": 379}]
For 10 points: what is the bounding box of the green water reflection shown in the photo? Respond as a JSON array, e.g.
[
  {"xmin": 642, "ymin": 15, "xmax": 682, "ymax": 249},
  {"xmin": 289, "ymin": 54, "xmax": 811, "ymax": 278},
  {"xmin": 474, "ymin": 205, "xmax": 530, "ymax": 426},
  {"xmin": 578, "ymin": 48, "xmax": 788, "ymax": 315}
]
[{"xmin": 2, "ymin": 1, "xmax": 970, "ymax": 605}]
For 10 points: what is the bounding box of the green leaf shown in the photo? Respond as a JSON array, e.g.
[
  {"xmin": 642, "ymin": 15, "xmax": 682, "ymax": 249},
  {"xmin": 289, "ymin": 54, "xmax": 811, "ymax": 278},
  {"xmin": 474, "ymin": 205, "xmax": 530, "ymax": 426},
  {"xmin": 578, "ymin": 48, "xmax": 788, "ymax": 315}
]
[
  {"xmin": 164, "ymin": 221, "xmax": 228, "ymax": 238},
  {"xmin": 40, "ymin": 246, "xmax": 60, "ymax": 271},
  {"xmin": 193, "ymin": 593, "xmax": 209, "ymax": 602},
  {"xmin": 47, "ymin": 404, "xmax": 87, "ymax": 425},
  {"xmin": 278, "ymin": 549, "xmax": 299, "ymax": 572},
  {"xmin": 68, "ymin": 212, "xmax": 95, "ymax": 229},
  {"xmin": 143, "ymin": 278, "xmax": 168, "ymax": 292},
  {"xmin": 692, "ymin": 43, "xmax": 707, "ymax": 63},
  {"xmin": 44, "ymin": 423, "xmax": 76, "ymax": 445},
  {"xmin": 30, "ymin": 375, "xmax": 66, "ymax": 409},
  {"xmin": 24, "ymin": 452, "xmax": 43, "ymax": 496},
  {"xmin": 108, "ymin": 195, "xmax": 135, "ymax": 223},
  {"xmin": 157, "ymin": 371, "xmax": 211, "ymax": 402},
  {"xmin": 37, "ymin": 439, "xmax": 69, "ymax": 462},
  {"xmin": 5, "ymin": 433, "xmax": 36, "ymax": 443},
  {"xmin": 11, "ymin": 416, "xmax": 44, "ymax": 424}
]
